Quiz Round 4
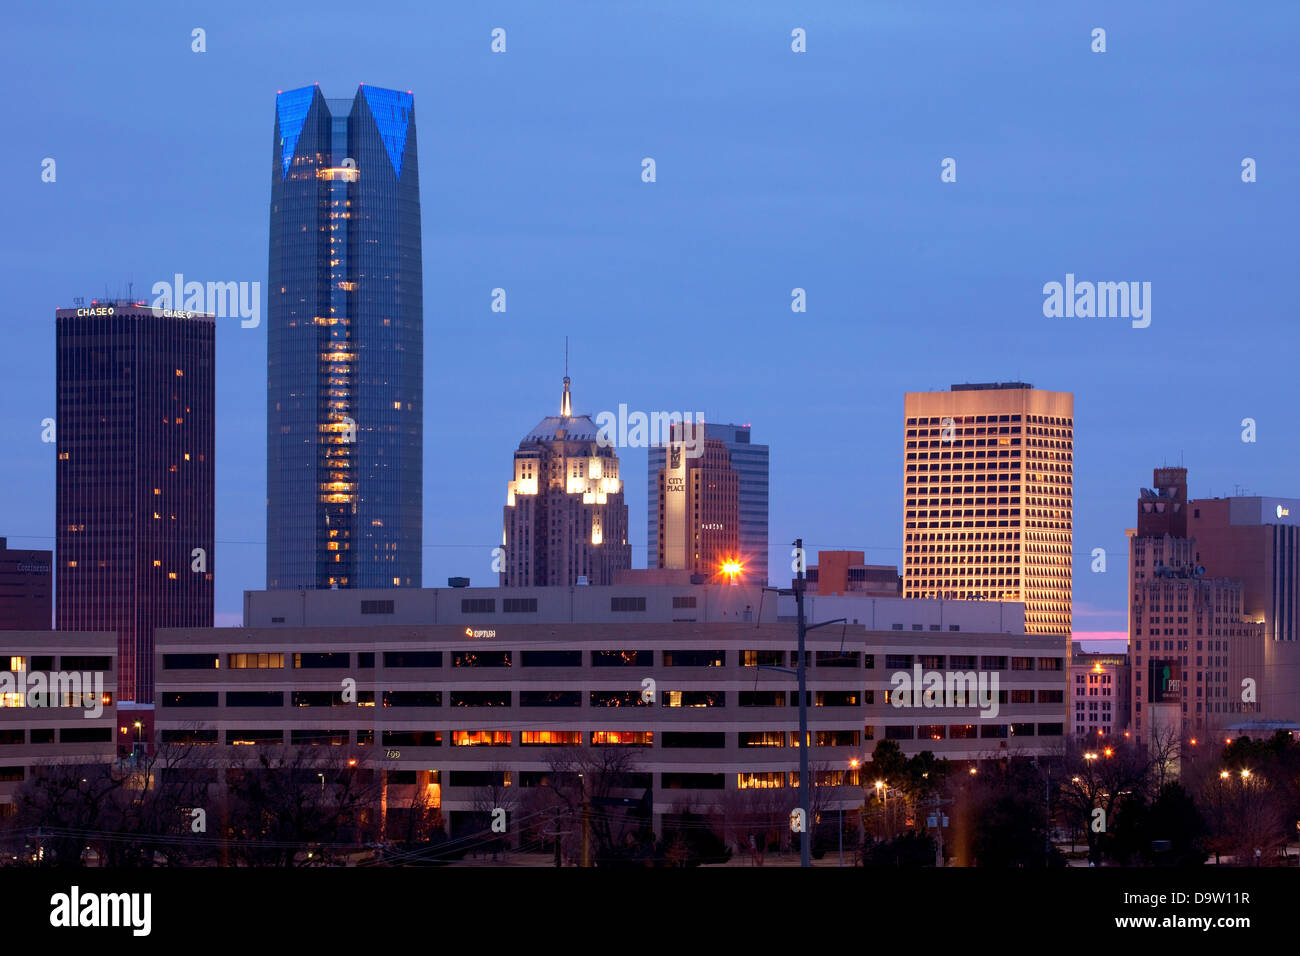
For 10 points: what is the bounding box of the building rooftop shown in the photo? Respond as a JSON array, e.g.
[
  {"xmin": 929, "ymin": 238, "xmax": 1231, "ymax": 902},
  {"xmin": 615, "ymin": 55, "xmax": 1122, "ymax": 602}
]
[
  {"xmin": 522, "ymin": 414, "xmax": 601, "ymax": 443},
  {"xmin": 242, "ymin": 585, "xmax": 1026, "ymax": 633},
  {"xmin": 950, "ymin": 382, "xmax": 1033, "ymax": 391}
]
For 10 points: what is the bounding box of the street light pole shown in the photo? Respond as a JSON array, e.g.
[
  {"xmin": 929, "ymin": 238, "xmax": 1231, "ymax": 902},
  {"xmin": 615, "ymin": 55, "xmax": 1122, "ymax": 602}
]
[
  {"xmin": 755, "ymin": 548, "xmax": 846, "ymax": 870},
  {"xmin": 793, "ymin": 540, "xmax": 810, "ymax": 869}
]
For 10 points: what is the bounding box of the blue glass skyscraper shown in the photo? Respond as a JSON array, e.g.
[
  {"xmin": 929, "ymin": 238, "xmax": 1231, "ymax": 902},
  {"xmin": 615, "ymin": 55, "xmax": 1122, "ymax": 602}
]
[{"xmin": 267, "ymin": 85, "xmax": 422, "ymax": 589}]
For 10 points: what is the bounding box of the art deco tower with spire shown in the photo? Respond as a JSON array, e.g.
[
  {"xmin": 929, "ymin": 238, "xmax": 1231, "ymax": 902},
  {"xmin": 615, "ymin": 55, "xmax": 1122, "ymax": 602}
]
[{"xmin": 501, "ymin": 376, "xmax": 630, "ymax": 586}]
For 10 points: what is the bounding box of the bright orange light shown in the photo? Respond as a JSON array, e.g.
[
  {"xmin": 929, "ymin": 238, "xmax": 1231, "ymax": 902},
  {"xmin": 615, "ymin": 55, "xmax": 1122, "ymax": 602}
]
[
  {"xmin": 1189, "ymin": 738, "xmax": 1198, "ymax": 746},
  {"xmin": 720, "ymin": 560, "xmax": 743, "ymax": 582}
]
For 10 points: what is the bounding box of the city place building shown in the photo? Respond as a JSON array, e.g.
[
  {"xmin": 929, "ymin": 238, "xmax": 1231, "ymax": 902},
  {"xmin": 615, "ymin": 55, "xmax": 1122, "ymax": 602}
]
[
  {"xmin": 903, "ymin": 382, "xmax": 1074, "ymax": 638},
  {"xmin": 653, "ymin": 430, "xmax": 739, "ymax": 580},
  {"xmin": 267, "ymin": 84, "xmax": 423, "ymax": 590},
  {"xmin": 56, "ymin": 301, "xmax": 214, "ymax": 702},
  {"xmin": 650, "ymin": 423, "xmax": 769, "ymax": 585}
]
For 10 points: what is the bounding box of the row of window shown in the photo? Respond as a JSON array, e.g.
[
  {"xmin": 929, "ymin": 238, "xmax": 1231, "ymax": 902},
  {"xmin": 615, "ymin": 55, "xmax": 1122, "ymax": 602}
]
[
  {"xmin": 165, "ymin": 650, "xmax": 1067, "ymax": 672},
  {"xmin": 377, "ymin": 596, "xmax": 705, "ymax": 616},
  {"xmin": 0, "ymin": 728, "xmax": 113, "ymax": 745},
  {"xmin": 160, "ymin": 687, "xmax": 1064, "ymax": 709},
  {"xmin": 154, "ymin": 729, "xmax": 866, "ymax": 748},
  {"xmin": 407, "ymin": 771, "xmax": 865, "ymax": 791},
  {"xmin": 881, "ymin": 723, "xmax": 1063, "ymax": 740},
  {"xmin": 2, "ymin": 656, "xmax": 113, "ymax": 673}
]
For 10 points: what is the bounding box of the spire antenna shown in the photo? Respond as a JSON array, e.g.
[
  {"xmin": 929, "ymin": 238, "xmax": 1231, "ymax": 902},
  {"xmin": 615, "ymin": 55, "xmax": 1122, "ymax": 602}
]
[{"xmin": 560, "ymin": 337, "xmax": 572, "ymax": 417}]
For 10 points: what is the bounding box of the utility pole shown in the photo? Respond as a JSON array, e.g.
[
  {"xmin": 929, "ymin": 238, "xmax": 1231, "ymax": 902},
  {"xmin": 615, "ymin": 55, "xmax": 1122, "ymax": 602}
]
[
  {"xmin": 554, "ymin": 805, "xmax": 561, "ymax": 868},
  {"xmin": 1044, "ymin": 765, "xmax": 1051, "ymax": 867},
  {"xmin": 580, "ymin": 773, "xmax": 591, "ymax": 867},
  {"xmin": 794, "ymin": 539, "xmax": 810, "ymax": 869},
  {"xmin": 756, "ymin": 544, "xmax": 845, "ymax": 870}
]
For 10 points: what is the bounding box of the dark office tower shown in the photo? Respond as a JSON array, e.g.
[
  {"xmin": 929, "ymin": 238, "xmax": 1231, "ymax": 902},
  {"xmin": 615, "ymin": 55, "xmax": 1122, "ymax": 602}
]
[
  {"xmin": 648, "ymin": 423, "xmax": 769, "ymax": 584},
  {"xmin": 0, "ymin": 537, "xmax": 52, "ymax": 629},
  {"xmin": 55, "ymin": 302, "xmax": 215, "ymax": 702},
  {"xmin": 267, "ymin": 84, "xmax": 422, "ymax": 590}
]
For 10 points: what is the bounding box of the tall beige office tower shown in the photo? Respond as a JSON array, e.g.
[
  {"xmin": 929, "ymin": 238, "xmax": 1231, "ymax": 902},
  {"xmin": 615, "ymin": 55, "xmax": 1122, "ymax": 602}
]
[
  {"xmin": 903, "ymin": 382, "xmax": 1074, "ymax": 638},
  {"xmin": 501, "ymin": 377, "xmax": 631, "ymax": 586}
]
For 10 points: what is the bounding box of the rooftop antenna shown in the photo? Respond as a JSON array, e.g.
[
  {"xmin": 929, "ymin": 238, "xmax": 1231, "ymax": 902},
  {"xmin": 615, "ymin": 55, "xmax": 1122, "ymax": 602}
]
[{"xmin": 560, "ymin": 336, "xmax": 572, "ymax": 417}]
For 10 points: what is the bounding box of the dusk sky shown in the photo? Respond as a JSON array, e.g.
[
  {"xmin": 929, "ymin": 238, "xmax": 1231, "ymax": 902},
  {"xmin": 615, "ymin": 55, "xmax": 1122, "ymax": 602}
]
[{"xmin": 3, "ymin": 0, "xmax": 1296, "ymax": 636}]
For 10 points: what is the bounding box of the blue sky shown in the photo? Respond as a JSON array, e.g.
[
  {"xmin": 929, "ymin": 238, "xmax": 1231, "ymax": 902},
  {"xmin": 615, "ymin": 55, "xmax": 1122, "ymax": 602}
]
[{"xmin": 2, "ymin": 0, "xmax": 1296, "ymax": 634}]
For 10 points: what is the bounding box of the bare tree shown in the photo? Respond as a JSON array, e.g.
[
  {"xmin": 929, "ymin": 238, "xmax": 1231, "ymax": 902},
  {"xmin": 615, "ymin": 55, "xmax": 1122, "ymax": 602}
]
[
  {"xmin": 6, "ymin": 759, "xmax": 124, "ymax": 867},
  {"xmin": 222, "ymin": 745, "xmax": 380, "ymax": 867},
  {"xmin": 1056, "ymin": 735, "xmax": 1151, "ymax": 865},
  {"xmin": 469, "ymin": 764, "xmax": 519, "ymax": 860},
  {"xmin": 540, "ymin": 746, "xmax": 647, "ymax": 865}
]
